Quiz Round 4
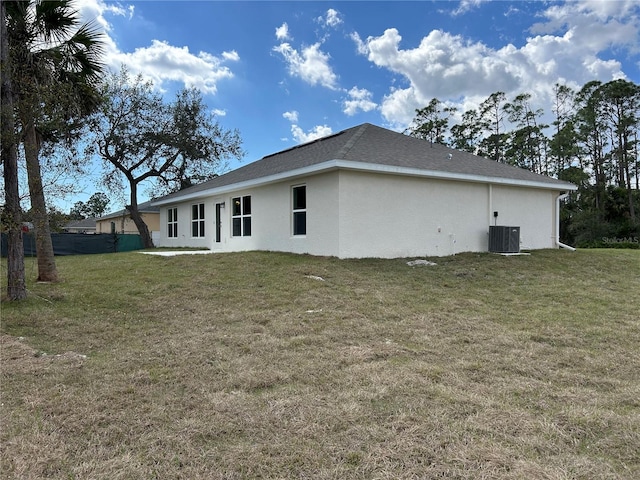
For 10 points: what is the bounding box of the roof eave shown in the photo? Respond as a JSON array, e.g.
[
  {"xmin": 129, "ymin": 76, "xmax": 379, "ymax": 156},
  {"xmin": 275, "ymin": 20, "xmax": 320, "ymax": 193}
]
[
  {"xmin": 336, "ymin": 160, "xmax": 579, "ymax": 191},
  {"xmin": 151, "ymin": 161, "xmax": 342, "ymax": 206},
  {"xmin": 98, "ymin": 209, "xmax": 159, "ymax": 220},
  {"xmin": 151, "ymin": 159, "xmax": 576, "ymax": 206}
]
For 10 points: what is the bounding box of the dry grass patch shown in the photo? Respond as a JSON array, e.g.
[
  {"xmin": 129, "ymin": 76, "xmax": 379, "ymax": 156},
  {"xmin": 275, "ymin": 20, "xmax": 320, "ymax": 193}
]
[{"xmin": 2, "ymin": 249, "xmax": 639, "ymax": 479}]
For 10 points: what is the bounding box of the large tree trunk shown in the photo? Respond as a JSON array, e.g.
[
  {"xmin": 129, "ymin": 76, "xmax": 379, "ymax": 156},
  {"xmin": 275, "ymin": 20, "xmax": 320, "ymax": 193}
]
[
  {"xmin": 1, "ymin": 1, "xmax": 27, "ymax": 300},
  {"xmin": 627, "ymin": 163, "xmax": 637, "ymax": 224},
  {"xmin": 623, "ymin": 134, "xmax": 636, "ymax": 224},
  {"xmin": 23, "ymin": 121, "xmax": 59, "ymax": 282},
  {"xmin": 1, "ymin": 134, "xmax": 27, "ymax": 299},
  {"xmin": 127, "ymin": 185, "xmax": 154, "ymax": 248}
]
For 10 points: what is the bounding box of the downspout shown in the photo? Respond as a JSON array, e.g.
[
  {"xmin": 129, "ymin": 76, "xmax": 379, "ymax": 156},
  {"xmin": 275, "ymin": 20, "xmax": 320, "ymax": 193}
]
[{"xmin": 556, "ymin": 193, "xmax": 576, "ymax": 251}]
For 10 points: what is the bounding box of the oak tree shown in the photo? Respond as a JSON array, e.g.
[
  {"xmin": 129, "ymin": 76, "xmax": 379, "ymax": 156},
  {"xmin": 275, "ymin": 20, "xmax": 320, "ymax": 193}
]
[{"xmin": 88, "ymin": 68, "xmax": 244, "ymax": 248}]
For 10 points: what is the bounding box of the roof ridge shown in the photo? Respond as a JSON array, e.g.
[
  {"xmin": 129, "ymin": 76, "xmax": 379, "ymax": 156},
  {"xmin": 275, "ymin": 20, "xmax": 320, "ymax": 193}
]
[
  {"xmin": 335, "ymin": 123, "xmax": 370, "ymax": 159},
  {"xmin": 262, "ymin": 129, "xmax": 346, "ymax": 159}
]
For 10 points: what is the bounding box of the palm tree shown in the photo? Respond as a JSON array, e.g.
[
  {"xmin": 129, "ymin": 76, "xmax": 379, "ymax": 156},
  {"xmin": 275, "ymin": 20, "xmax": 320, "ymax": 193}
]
[
  {"xmin": 1, "ymin": 0, "xmax": 26, "ymax": 300},
  {"xmin": 5, "ymin": 0, "xmax": 104, "ymax": 282}
]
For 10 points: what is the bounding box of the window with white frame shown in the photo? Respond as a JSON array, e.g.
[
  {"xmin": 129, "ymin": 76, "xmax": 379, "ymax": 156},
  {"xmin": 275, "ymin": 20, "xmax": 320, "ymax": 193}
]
[
  {"xmin": 292, "ymin": 185, "xmax": 306, "ymax": 236},
  {"xmin": 167, "ymin": 207, "xmax": 178, "ymax": 238},
  {"xmin": 191, "ymin": 203, "xmax": 205, "ymax": 237},
  {"xmin": 232, "ymin": 195, "xmax": 251, "ymax": 236}
]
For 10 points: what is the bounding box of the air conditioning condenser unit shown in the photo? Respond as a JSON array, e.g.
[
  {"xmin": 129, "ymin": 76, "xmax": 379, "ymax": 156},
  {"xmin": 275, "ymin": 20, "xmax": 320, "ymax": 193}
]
[{"xmin": 489, "ymin": 226, "xmax": 520, "ymax": 253}]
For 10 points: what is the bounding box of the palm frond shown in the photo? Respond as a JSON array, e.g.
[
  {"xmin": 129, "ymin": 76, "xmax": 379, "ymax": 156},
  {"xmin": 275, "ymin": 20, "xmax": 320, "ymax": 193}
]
[
  {"xmin": 33, "ymin": 0, "xmax": 75, "ymax": 44},
  {"xmin": 5, "ymin": 0, "xmax": 107, "ymax": 140}
]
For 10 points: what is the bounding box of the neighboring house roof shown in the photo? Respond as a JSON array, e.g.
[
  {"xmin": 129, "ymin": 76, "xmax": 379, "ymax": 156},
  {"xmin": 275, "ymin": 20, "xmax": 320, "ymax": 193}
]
[
  {"xmin": 64, "ymin": 218, "xmax": 97, "ymax": 230},
  {"xmin": 99, "ymin": 200, "xmax": 160, "ymax": 221},
  {"xmin": 153, "ymin": 123, "xmax": 576, "ymax": 206}
]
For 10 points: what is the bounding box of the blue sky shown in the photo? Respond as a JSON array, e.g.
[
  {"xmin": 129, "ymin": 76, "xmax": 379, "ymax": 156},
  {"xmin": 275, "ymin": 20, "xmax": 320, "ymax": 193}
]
[{"xmin": 63, "ymin": 0, "xmax": 639, "ymax": 210}]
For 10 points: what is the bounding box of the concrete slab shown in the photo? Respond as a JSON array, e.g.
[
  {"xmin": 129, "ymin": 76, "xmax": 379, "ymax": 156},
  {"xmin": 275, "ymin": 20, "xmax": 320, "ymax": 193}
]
[{"xmin": 140, "ymin": 251, "xmax": 214, "ymax": 257}]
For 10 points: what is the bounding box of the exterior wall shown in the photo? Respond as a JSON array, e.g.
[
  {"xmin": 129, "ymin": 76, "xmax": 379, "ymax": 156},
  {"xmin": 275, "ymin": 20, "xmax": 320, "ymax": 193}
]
[
  {"xmin": 336, "ymin": 171, "xmax": 489, "ymax": 258},
  {"xmin": 157, "ymin": 171, "xmax": 340, "ymax": 256},
  {"xmin": 490, "ymin": 185, "xmax": 557, "ymax": 250},
  {"xmin": 243, "ymin": 171, "xmax": 339, "ymax": 256},
  {"xmin": 158, "ymin": 202, "xmax": 212, "ymax": 249},
  {"xmin": 144, "ymin": 213, "xmax": 160, "ymax": 233},
  {"xmin": 336, "ymin": 171, "xmax": 559, "ymax": 258},
  {"xmin": 96, "ymin": 213, "xmax": 160, "ymax": 236},
  {"xmin": 156, "ymin": 170, "xmax": 562, "ymax": 258}
]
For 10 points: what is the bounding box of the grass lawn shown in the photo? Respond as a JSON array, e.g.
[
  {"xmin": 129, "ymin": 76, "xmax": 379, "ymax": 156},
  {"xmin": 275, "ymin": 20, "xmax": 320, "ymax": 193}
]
[{"xmin": 1, "ymin": 249, "xmax": 639, "ymax": 479}]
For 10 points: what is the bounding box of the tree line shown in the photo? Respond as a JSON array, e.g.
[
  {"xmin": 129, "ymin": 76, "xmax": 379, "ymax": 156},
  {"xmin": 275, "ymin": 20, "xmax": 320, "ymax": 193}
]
[{"xmin": 406, "ymin": 80, "xmax": 640, "ymax": 247}]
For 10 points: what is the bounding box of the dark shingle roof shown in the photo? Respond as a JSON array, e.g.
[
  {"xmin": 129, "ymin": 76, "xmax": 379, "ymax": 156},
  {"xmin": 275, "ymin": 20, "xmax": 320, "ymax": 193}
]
[
  {"xmin": 100, "ymin": 200, "xmax": 160, "ymax": 220},
  {"xmin": 64, "ymin": 218, "xmax": 97, "ymax": 230},
  {"xmin": 154, "ymin": 123, "xmax": 575, "ymax": 204}
]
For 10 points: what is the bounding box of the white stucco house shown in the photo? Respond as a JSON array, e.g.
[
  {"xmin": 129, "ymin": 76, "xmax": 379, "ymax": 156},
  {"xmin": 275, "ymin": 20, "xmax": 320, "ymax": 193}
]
[{"xmin": 151, "ymin": 123, "xmax": 577, "ymax": 258}]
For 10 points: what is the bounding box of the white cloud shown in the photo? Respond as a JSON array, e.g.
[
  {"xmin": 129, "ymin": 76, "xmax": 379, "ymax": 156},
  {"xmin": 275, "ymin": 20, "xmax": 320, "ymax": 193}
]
[
  {"xmin": 529, "ymin": 1, "xmax": 639, "ymax": 54},
  {"xmin": 318, "ymin": 9, "xmax": 343, "ymax": 28},
  {"xmin": 379, "ymin": 87, "xmax": 422, "ymax": 128},
  {"xmin": 75, "ymin": 0, "xmax": 133, "ymax": 32},
  {"xmin": 282, "ymin": 111, "xmax": 332, "ymax": 143},
  {"xmin": 531, "ymin": 0, "xmax": 639, "ymax": 34},
  {"xmin": 343, "ymin": 87, "xmax": 378, "ymax": 116},
  {"xmin": 450, "ymin": 0, "xmax": 488, "ymax": 17},
  {"xmin": 283, "ymin": 110, "xmax": 299, "ymax": 122},
  {"xmin": 273, "ymin": 42, "xmax": 338, "ymax": 90},
  {"xmin": 364, "ymin": 28, "xmax": 519, "ymax": 100},
  {"xmin": 350, "ymin": 32, "xmax": 368, "ymax": 55},
  {"xmin": 112, "ymin": 40, "xmax": 236, "ymax": 94},
  {"xmin": 276, "ymin": 23, "xmax": 291, "ymax": 41},
  {"xmin": 222, "ymin": 50, "xmax": 240, "ymax": 62},
  {"xmin": 355, "ymin": 0, "xmax": 638, "ymax": 128},
  {"xmin": 315, "ymin": 9, "xmax": 343, "ymax": 43},
  {"xmin": 282, "ymin": 110, "xmax": 333, "ymax": 143},
  {"xmin": 212, "ymin": 108, "xmax": 227, "ymax": 117},
  {"xmin": 71, "ymin": 0, "xmax": 123, "ymax": 59},
  {"xmin": 291, "ymin": 124, "xmax": 333, "ymax": 144},
  {"xmin": 75, "ymin": 0, "xmax": 239, "ymax": 96}
]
